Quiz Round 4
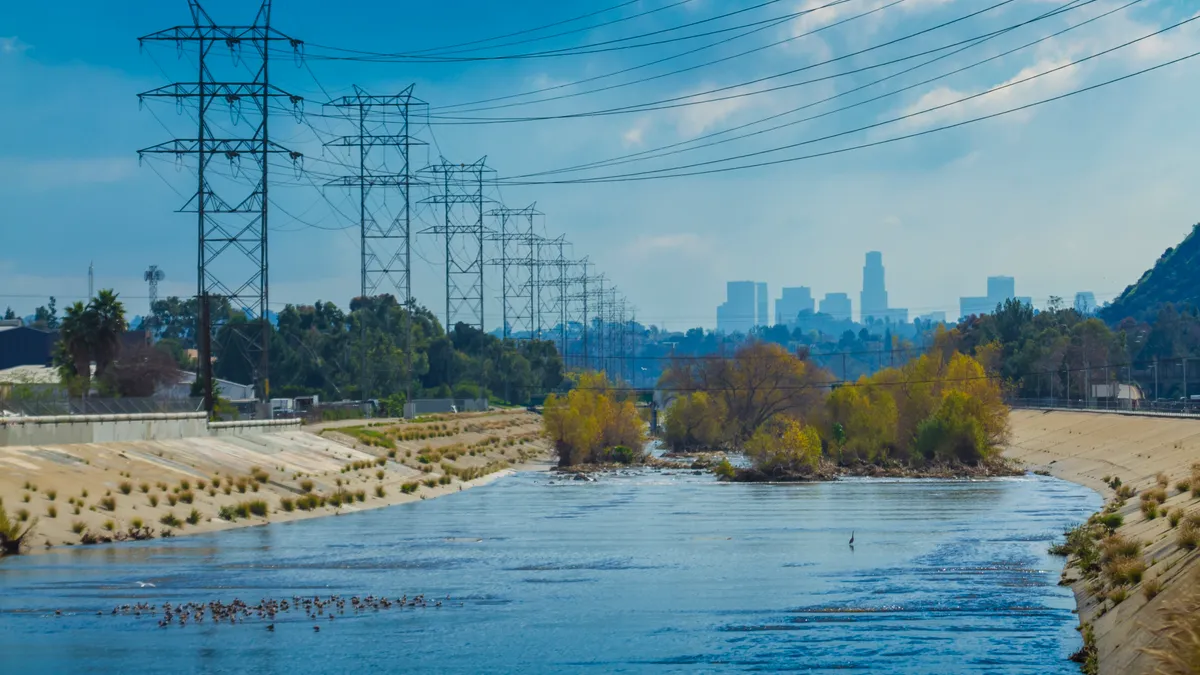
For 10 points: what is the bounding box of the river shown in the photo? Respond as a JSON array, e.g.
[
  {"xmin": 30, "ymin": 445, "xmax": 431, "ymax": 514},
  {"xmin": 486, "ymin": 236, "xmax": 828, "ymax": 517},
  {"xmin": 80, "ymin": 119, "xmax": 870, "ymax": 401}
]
[{"xmin": 0, "ymin": 470, "xmax": 1099, "ymax": 673}]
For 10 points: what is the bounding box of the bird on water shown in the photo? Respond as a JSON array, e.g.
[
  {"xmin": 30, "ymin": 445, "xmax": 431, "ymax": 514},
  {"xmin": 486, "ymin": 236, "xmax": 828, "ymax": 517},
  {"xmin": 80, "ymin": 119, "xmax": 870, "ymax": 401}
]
[{"xmin": 849, "ymin": 531, "xmax": 855, "ymax": 546}]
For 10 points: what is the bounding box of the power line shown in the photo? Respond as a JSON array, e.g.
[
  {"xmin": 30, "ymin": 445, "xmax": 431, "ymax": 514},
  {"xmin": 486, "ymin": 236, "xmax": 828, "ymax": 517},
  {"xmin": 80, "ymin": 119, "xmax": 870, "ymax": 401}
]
[
  {"xmin": 510, "ymin": 0, "xmax": 1111, "ymax": 178},
  {"xmin": 496, "ymin": 23, "xmax": 1200, "ymax": 185},
  {"xmin": 423, "ymin": 0, "xmax": 1020, "ymax": 123}
]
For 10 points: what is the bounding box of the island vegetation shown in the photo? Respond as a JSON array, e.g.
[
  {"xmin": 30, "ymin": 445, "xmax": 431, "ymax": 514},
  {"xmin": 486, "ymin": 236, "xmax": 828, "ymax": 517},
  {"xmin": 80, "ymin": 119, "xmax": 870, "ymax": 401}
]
[
  {"xmin": 659, "ymin": 337, "xmax": 1011, "ymax": 480},
  {"xmin": 541, "ymin": 372, "xmax": 645, "ymax": 467}
]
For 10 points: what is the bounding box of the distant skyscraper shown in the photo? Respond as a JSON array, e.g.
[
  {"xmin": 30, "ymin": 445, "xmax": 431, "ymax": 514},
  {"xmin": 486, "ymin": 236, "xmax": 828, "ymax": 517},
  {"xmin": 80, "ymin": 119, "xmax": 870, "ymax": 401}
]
[
  {"xmin": 917, "ymin": 311, "xmax": 947, "ymax": 324},
  {"xmin": 1075, "ymin": 292, "xmax": 1097, "ymax": 315},
  {"xmin": 756, "ymin": 282, "xmax": 768, "ymax": 328},
  {"xmin": 716, "ymin": 281, "xmax": 757, "ymax": 334},
  {"xmin": 860, "ymin": 251, "xmax": 888, "ymax": 323},
  {"xmin": 819, "ymin": 292, "xmax": 853, "ymax": 322},
  {"xmin": 960, "ymin": 275, "xmax": 1026, "ymax": 319},
  {"xmin": 775, "ymin": 287, "xmax": 815, "ymax": 326}
]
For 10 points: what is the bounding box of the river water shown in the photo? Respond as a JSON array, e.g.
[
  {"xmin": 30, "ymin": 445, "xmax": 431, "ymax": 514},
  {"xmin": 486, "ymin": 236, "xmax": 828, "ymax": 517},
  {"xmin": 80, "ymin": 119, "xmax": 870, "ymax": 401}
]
[{"xmin": 0, "ymin": 471, "xmax": 1098, "ymax": 673}]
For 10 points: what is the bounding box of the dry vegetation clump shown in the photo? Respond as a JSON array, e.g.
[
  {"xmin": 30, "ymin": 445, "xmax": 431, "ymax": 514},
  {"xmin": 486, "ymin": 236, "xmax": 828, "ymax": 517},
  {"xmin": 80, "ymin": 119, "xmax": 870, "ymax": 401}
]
[
  {"xmin": 1141, "ymin": 574, "xmax": 1200, "ymax": 675},
  {"xmin": 0, "ymin": 498, "xmax": 38, "ymax": 555}
]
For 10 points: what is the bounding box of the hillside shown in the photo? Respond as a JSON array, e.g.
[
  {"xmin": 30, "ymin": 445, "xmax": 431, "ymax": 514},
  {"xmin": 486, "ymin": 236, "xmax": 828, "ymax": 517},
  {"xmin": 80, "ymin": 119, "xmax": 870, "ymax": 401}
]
[{"xmin": 1101, "ymin": 223, "xmax": 1200, "ymax": 322}]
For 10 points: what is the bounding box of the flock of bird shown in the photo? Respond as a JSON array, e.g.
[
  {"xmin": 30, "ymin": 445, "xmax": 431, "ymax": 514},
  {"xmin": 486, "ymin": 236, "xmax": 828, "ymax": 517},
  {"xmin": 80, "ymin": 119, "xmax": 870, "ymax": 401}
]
[{"xmin": 100, "ymin": 593, "xmax": 454, "ymax": 631}]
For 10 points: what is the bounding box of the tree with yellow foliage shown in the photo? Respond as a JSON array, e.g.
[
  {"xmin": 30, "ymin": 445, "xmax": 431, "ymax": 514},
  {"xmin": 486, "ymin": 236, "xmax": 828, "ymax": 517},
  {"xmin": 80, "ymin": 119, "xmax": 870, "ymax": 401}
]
[
  {"xmin": 825, "ymin": 381, "xmax": 897, "ymax": 463},
  {"xmin": 743, "ymin": 416, "xmax": 823, "ymax": 478},
  {"xmin": 663, "ymin": 391, "xmax": 728, "ymax": 451},
  {"xmin": 543, "ymin": 371, "xmax": 645, "ymax": 467}
]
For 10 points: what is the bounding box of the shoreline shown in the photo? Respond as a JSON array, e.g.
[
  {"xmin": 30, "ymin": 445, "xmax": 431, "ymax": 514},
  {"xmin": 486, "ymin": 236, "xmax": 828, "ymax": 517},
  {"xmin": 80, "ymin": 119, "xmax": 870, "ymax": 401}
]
[
  {"xmin": 1004, "ymin": 408, "xmax": 1200, "ymax": 675},
  {"xmin": 0, "ymin": 410, "xmax": 552, "ymax": 557}
]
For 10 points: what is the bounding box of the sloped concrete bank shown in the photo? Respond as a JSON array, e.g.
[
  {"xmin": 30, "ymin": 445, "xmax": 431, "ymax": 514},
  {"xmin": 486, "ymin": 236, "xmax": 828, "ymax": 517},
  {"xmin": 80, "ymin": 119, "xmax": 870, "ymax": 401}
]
[{"xmin": 1007, "ymin": 409, "xmax": 1200, "ymax": 675}]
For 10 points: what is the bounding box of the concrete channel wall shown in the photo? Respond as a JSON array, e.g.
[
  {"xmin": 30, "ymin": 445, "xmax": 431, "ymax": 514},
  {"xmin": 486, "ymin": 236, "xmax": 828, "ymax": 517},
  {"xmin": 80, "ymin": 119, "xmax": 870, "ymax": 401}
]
[{"xmin": 0, "ymin": 413, "xmax": 301, "ymax": 446}]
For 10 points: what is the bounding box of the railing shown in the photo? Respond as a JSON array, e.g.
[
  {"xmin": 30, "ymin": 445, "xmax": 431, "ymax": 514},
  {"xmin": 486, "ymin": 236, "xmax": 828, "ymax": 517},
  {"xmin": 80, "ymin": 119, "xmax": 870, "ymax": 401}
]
[
  {"xmin": 1009, "ymin": 397, "xmax": 1200, "ymax": 418},
  {"xmin": 0, "ymin": 397, "xmax": 204, "ymax": 418}
]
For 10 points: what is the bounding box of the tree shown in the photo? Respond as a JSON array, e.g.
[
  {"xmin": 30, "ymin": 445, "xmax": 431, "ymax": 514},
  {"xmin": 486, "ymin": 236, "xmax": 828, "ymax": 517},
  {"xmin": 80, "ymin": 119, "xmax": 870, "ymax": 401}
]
[
  {"xmin": 100, "ymin": 343, "xmax": 179, "ymax": 398},
  {"xmin": 914, "ymin": 390, "xmax": 991, "ymax": 464},
  {"xmin": 57, "ymin": 301, "xmax": 95, "ymax": 394},
  {"xmin": 826, "ymin": 381, "xmax": 897, "ymax": 463},
  {"xmin": 663, "ymin": 391, "xmax": 728, "ymax": 450},
  {"xmin": 543, "ymin": 371, "xmax": 644, "ymax": 466},
  {"xmin": 32, "ymin": 296, "xmax": 58, "ymax": 329},
  {"xmin": 2, "ymin": 307, "xmax": 14, "ymax": 320},
  {"xmin": 744, "ymin": 416, "xmax": 822, "ymax": 477},
  {"xmin": 89, "ymin": 290, "xmax": 127, "ymax": 378},
  {"xmin": 660, "ymin": 341, "xmax": 830, "ymax": 443}
]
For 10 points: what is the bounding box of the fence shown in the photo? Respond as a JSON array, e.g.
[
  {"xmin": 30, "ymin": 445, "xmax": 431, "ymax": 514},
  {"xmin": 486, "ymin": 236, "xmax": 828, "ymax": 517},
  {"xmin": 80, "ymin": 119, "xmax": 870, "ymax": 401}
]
[
  {"xmin": 0, "ymin": 396, "xmax": 204, "ymax": 417},
  {"xmin": 403, "ymin": 398, "xmax": 489, "ymax": 419},
  {"xmin": 1009, "ymin": 397, "xmax": 1200, "ymax": 418}
]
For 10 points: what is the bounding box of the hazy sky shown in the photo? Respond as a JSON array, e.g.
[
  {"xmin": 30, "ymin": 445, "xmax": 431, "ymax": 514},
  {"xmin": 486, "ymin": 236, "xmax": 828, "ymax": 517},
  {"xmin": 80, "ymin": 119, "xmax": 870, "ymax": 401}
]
[{"xmin": 2, "ymin": 0, "xmax": 1199, "ymax": 329}]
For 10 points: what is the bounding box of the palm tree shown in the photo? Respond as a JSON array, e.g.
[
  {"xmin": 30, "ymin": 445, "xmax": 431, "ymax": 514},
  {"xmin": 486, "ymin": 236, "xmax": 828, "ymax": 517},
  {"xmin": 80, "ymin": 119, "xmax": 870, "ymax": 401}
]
[
  {"xmin": 89, "ymin": 289, "xmax": 127, "ymax": 378},
  {"xmin": 58, "ymin": 301, "xmax": 95, "ymax": 395}
]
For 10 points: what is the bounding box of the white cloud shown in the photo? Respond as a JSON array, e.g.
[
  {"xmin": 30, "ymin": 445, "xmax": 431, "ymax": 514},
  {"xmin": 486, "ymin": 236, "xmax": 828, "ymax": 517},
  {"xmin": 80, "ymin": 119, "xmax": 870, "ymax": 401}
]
[
  {"xmin": 0, "ymin": 36, "xmax": 30, "ymax": 56},
  {"xmin": 672, "ymin": 85, "xmax": 760, "ymax": 137},
  {"xmin": 622, "ymin": 118, "xmax": 649, "ymax": 147}
]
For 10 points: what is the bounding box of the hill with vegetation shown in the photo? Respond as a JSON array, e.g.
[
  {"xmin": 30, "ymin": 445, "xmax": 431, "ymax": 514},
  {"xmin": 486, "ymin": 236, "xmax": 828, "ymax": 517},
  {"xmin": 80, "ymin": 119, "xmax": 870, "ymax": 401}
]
[{"xmin": 1102, "ymin": 223, "xmax": 1200, "ymax": 322}]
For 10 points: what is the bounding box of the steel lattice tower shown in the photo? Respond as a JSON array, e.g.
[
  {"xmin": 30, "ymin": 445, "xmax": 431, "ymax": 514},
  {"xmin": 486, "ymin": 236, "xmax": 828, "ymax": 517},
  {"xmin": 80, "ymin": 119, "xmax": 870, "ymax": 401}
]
[
  {"xmin": 533, "ymin": 236, "xmax": 568, "ymax": 353},
  {"xmin": 138, "ymin": 0, "xmax": 303, "ymax": 415},
  {"xmin": 324, "ymin": 85, "xmax": 427, "ymax": 402},
  {"xmin": 562, "ymin": 258, "xmax": 591, "ymax": 369},
  {"xmin": 485, "ymin": 205, "xmax": 539, "ymax": 341},
  {"xmin": 420, "ymin": 158, "xmax": 493, "ymax": 333}
]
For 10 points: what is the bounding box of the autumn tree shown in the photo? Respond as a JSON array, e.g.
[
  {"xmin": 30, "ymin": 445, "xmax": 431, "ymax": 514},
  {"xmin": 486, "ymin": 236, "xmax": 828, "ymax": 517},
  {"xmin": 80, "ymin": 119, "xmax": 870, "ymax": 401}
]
[
  {"xmin": 660, "ymin": 341, "xmax": 832, "ymax": 443},
  {"xmin": 543, "ymin": 371, "xmax": 645, "ymax": 467},
  {"xmin": 663, "ymin": 391, "xmax": 728, "ymax": 450},
  {"xmin": 826, "ymin": 381, "xmax": 897, "ymax": 463},
  {"xmin": 743, "ymin": 416, "xmax": 822, "ymax": 478}
]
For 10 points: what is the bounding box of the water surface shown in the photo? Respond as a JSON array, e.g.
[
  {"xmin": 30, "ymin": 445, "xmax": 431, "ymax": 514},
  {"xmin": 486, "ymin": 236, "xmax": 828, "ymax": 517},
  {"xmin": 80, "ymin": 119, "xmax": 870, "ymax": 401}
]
[{"xmin": 0, "ymin": 471, "xmax": 1099, "ymax": 673}]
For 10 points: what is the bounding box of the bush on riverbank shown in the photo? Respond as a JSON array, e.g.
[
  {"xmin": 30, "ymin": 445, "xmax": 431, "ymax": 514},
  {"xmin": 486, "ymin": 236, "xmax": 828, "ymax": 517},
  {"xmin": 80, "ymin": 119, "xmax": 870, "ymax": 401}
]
[
  {"xmin": 542, "ymin": 372, "xmax": 645, "ymax": 467},
  {"xmin": 0, "ymin": 498, "xmax": 37, "ymax": 556}
]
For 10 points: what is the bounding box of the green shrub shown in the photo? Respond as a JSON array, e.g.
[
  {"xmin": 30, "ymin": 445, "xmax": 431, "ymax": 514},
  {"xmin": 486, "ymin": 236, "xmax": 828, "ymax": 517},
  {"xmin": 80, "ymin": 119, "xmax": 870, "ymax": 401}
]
[
  {"xmin": 354, "ymin": 490, "xmax": 366, "ymax": 503},
  {"xmin": 21, "ymin": 494, "xmax": 30, "ymax": 503},
  {"xmin": 45, "ymin": 490, "xmax": 57, "ymax": 501},
  {"xmin": 374, "ymin": 485, "xmax": 386, "ymax": 498},
  {"xmin": 167, "ymin": 495, "xmax": 178, "ymax": 507},
  {"xmin": 1169, "ymin": 509, "xmax": 1183, "ymax": 528},
  {"xmin": 300, "ymin": 479, "xmax": 314, "ymax": 493},
  {"xmin": 246, "ymin": 500, "xmax": 268, "ymax": 517},
  {"xmin": 1108, "ymin": 586, "xmax": 1128, "ymax": 605},
  {"xmin": 160, "ymin": 513, "xmax": 181, "ymax": 528},
  {"xmin": 148, "ymin": 495, "xmax": 159, "ymax": 507},
  {"xmin": 119, "ymin": 481, "xmax": 132, "ymax": 495},
  {"xmin": 16, "ymin": 508, "xmax": 29, "ymax": 522},
  {"xmin": 99, "ymin": 496, "xmax": 117, "ymax": 512},
  {"xmin": 1176, "ymin": 480, "xmax": 1191, "ymax": 494},
  {"xmin": 179, "ymin": 479, "xmax": 191, "ymax": 491},
  {"xmin": 139, "ymin": 482, "xmax": 150, "ymax": 493},
  {"xmin": 71, "ymin": 521, "xmax": 86, "ymax": 535},
  {"xmin": 178, "ymin": 490, "xmax": 195, "ymax": 505},
  {"xmin": 102, "ymin": 519, "xmax": 115, "ymax": 532},
  {"xmin": 401, "ymin": 482, "xmax": 420, "ymax": 494},
  {"xmin": 608, "ymin": 445, "xmax": 636, "ymax": 464},
  {"xmin": 130, "ymin": 517, "xmax": 144, "ymax": 529},
  {"xmin": 280, "ymin": 497, "xmax": 295, "ymax": 512},
  {"xmin": 713, "ymin": 458, "xmax": 736, "ymax": 480},
  {"xmin": 46, "ymin": 505, "xmax": 57, "ymax": 519},
  {"xmin": 186, "ymin": 508, "xmax": 201, "ymax": 525}
]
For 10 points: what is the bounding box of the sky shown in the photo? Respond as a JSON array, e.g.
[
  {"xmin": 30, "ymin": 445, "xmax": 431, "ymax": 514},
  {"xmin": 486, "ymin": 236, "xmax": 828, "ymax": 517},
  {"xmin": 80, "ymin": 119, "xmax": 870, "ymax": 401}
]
[{"xmin": 2, "ymin": 0, "xmax": 1199, "ymax": 330}]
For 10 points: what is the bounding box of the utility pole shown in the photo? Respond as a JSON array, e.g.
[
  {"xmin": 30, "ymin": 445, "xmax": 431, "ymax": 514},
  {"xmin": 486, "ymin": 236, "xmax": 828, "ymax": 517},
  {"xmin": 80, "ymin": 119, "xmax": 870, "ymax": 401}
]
[
  {"xmin": 419, "ymin": 158, "xmax": 493, "ymax": 333},
  {"xmin": 486, "ymin": 205, "xmax": 538, "ymax": 341},
  {"xmin": 325, "ymin": 85, "xmax": 427, "ymax": 408},
  {"xmin": 138, "ymin": 0, "xmax": 303, "ymax": 417}
]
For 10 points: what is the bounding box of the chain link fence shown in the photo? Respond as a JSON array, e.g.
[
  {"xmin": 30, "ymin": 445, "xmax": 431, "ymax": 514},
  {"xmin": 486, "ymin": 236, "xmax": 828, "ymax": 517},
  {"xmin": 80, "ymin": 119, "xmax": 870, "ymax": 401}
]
[
  {"xmin": 0, "ymin": 397, "xmax": 204, "ymax": 417},
  {"xmin": 1009, "ymin": 397, "xmax": 1200, "ymax": 417}
]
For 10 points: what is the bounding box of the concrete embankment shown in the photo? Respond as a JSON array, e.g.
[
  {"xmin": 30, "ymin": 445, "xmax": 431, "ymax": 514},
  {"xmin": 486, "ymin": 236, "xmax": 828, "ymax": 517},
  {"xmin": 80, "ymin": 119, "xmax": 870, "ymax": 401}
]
[
  {"xmin": 1006, "ymin": 409, "xmax": 1200, "ymax": 675},
  {"xmin": 0, "ymin": 409, "xmax": 549, "ymax": 553}
]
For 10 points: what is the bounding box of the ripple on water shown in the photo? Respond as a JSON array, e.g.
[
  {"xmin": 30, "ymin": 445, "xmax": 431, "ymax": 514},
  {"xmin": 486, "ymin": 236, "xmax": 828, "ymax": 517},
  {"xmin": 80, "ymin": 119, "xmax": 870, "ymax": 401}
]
[{"xmin": 0, "ymin": 471, "xmax": 1099, "ymax": 674}]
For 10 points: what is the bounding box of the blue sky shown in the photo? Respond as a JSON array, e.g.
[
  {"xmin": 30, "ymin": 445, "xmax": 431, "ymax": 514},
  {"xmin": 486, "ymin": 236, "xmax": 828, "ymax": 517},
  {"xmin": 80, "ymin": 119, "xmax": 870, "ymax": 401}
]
[{"xmin": 2, "ymin": 0, "xmax": 1199, "ymax": 328}]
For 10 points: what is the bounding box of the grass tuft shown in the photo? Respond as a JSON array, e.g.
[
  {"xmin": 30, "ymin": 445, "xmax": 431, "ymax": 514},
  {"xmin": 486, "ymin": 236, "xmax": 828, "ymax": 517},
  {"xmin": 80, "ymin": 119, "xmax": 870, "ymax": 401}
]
[
  {"xmin": 118, "ymin": 481, "xmax": 132, "ymax": 495},
  {"xmin": 280, "ymin": 497, "xmax": 295, "ymax": 512},
  {"xmin": 159, "ymin": 513, "xmax": 181, "ymax": 528},
  {"xmin": 186, "ymin": 508, "xmax": 201, "ymax": 525},
  {"xmin": 71, "ymin": 521, "xmax": 86, "ymax": 535},
  {"xmin": 99, "ymin": 496, "xmax": 117, "ymax": 512}
]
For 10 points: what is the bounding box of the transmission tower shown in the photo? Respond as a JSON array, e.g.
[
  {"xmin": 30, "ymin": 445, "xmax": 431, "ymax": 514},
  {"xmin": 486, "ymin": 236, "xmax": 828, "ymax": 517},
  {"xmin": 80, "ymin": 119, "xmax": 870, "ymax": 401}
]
[
  {"xmin": 138, "ymin": 0, "xmax": 303, "ymax": 415},
  {"xmin": 143, "ymin": 265, "xmax": 165, "ymax": 315},
  {"xmin": 485, "ymin": 205, "xmax": 539, "ymax": 341},
  {"xmin": 419, "ymin": 158, "xmax": 493, "ymax": 333},
  {"xmin": 324, "ymin": 85, "xmax": 427, "ymax": 403},
  {"xmin": 563, "ymin": 258, "xmax": 591, "ymax": 369},
  {"xmin": 532, "ymin": 234, "xmax": 565, "ymax": 342}
]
